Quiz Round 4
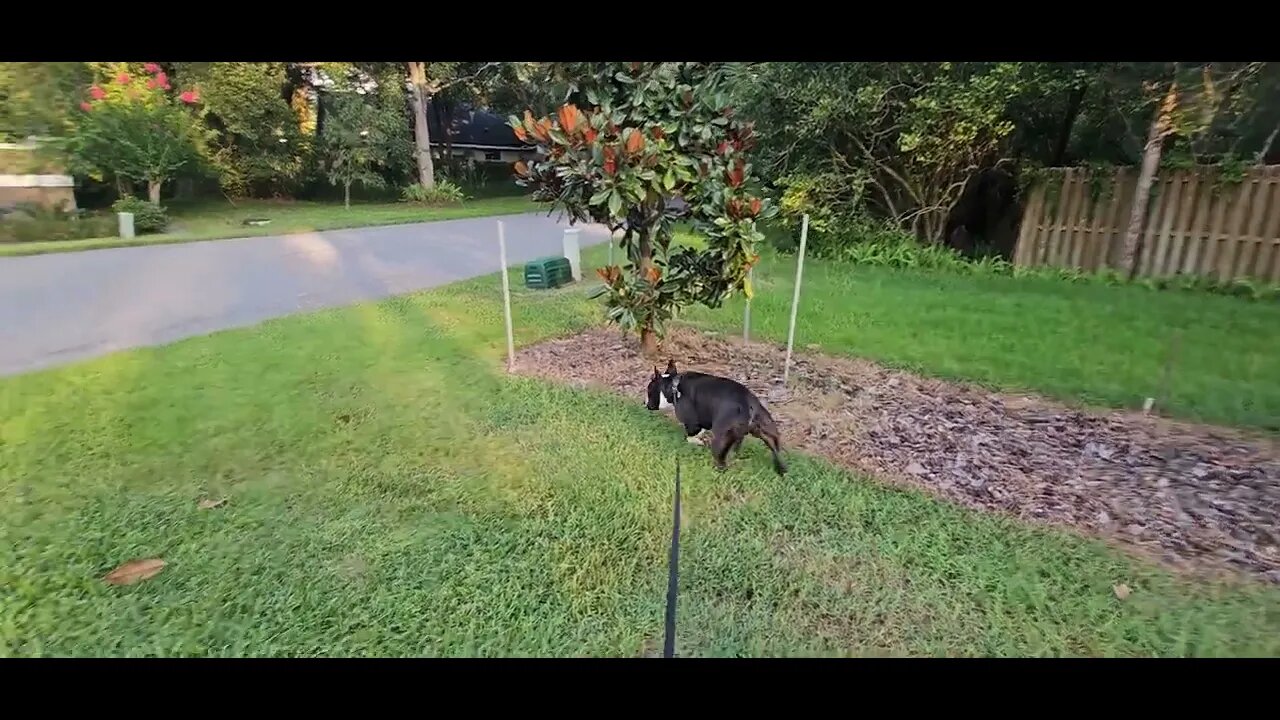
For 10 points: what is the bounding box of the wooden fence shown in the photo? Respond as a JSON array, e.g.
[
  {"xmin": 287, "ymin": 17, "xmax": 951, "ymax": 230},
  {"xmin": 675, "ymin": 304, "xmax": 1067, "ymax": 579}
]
[{"xmin": 1013, "ymin": 165, "xmax": 1280, "ymax": 283}]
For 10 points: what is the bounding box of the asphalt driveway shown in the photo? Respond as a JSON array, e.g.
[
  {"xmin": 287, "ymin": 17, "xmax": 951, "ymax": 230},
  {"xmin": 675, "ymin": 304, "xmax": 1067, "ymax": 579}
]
[{"xmin": 0, "ymin": 212, "xmax": 610, "ymax": 376}]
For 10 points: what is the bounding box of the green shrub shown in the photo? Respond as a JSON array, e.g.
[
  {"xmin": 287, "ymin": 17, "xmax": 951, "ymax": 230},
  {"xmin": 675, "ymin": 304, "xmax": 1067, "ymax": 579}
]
[
  {"xmin": 110, "ymin": 197, "xmax": 169, "ymax": 234},
  {"xmin": 766, "ymin": 216, "xmax": 1278, "ymax": 302},
  {"xmin": 400, "ymin": 180, "xmax": 467, "ymax": 205},
  {"xmin": 0, "ymin": 202, "xmax": 115, "ymax": 244},
  {"xmin": 772, "ymin": 218, "xmax": 982, "ymax": 272}
]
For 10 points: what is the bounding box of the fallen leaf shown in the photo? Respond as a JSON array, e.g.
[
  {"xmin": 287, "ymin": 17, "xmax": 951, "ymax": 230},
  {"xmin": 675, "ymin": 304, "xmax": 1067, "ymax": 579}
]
[
  {"xmin": 1113, "ymin": 583, "xmax": 1131, "ymax": 600},
  {"xmin": 198, "ymin": 498, "xmax": 226, "ymax": 510},
  {"xmin": 104, "ymin": 558, "xmax": 166, "ymax": 586}
]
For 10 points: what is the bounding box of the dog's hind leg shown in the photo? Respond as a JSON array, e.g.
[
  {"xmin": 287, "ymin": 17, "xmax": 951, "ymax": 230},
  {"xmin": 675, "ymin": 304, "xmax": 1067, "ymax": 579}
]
[
  {"xmin": 710, "ymin": 423, "xmax": 746, "ymax": 471},
  {"xmin": 750, "ymin": 424, "xmax": 787, "ymax": 476}
]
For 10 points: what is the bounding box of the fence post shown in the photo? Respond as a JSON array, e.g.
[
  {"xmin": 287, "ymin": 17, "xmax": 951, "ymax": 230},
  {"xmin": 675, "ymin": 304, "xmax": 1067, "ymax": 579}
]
[
  {"xmin": 783, "ymin": 214, "xmax": 809, "ymax": 384},
  {"xmin": 743, "ymin": 266, "xmax": 753, "ymax": 343}
]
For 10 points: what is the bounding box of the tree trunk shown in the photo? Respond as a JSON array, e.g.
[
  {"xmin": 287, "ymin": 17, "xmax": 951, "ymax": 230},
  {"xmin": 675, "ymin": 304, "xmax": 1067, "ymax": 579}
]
[
  {"xmin": 344, "ymin": 181, "xmax": 351, "ymax": 210},
  {"xmin": 1257, "ymin": 120, "xmax": 1280, "ymax": 165},
  {"xmin": 442, "ymin": 103, "xmax": 457, "ymax": 179},
  {"xmin": 637, "ymin": 229, "xmax": 658, "ymax": 356},
  {"xmin": 148, "ymin": 179, "xmax": 162, "ymax": 204},
  {"xmin": 407, "ymin": 62, "xmax": 436, "ymax": 190},
  {"xmin": 1120, "ymin": 82, "xmax": 1177, "ymax": 278},
  {"xmin": 1051, "ymin": 83, "xmax": 1088, "ymax": 166}
]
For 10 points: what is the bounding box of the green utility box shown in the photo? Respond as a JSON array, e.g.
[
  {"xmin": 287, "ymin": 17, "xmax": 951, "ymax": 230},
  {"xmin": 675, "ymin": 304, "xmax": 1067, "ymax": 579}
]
[{"xmin": 524, "ymin": 256, "xmax": 574, "ymax": 289}]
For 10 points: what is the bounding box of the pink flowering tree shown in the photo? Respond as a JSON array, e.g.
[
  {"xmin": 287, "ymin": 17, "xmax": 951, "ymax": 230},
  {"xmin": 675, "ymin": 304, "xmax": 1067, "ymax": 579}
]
[{"xmin": 64, "ymin": 63, "xmax": 211, "ymax": 203}]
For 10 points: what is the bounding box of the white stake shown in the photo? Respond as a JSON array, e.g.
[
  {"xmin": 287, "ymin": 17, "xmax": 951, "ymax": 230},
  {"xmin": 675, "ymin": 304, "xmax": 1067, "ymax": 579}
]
[
  {"xmin": 743, "ymin": 265, "xmax": 753, "ymax": 343},
  {"xmin": 783, "ymin": 214, "xmax": 809, "ymax": 384},
  {"xmin": 498, "ymin": 220, "xmax": 515, "ymax": 373}
]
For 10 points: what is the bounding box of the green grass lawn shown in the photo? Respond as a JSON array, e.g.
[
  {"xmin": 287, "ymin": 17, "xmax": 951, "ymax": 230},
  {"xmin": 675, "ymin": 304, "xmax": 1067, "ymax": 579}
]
[
  {"xmin": 3, "ymin": 242, "xmax": 1279, "ymax": 657},
  {"xmin": 681, "ymin": 244, "xmax": 1280, "ymax": 431},
  {"xmin": 0, "ymin": 195, "xmax": 537, "ymax": 257}
]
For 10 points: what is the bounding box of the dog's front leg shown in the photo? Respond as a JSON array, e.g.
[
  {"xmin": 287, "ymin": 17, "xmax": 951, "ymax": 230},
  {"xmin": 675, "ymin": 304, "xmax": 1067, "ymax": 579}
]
[{"xmin": 682, "ymin": 422, "xmax": 706, "ymax": 444}]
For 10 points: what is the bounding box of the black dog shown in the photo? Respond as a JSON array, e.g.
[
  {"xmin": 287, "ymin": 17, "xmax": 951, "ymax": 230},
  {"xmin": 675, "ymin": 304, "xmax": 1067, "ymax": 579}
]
[{"xmin": 646, "ymin": 359, "xmax": 787, "ymax": 475}]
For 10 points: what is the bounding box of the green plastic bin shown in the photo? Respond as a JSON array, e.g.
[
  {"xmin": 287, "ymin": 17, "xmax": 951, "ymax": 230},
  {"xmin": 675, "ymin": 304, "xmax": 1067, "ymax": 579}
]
[{"xmin": 524, "ymin": 256, "xmax": 574, "ymax": 289}]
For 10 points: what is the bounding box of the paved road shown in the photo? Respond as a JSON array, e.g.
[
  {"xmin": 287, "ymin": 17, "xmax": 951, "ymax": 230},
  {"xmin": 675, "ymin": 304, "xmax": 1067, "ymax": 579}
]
[{"xmin": 0, "ymin": 212, "xmax": 611, "ymax": 376}]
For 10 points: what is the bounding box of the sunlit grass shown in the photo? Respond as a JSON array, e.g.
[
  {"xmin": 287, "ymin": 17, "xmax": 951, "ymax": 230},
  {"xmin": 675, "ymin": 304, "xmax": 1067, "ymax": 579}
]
[{"xmin": 682, "ymin": 245, "xmax": 1280, "ymax": 431}]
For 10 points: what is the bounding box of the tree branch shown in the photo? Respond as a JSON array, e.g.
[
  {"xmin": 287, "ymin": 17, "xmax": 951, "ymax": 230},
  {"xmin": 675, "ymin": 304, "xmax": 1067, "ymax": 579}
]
[
  {"xmin": 426, "ymin": 62, "xmax": 501, "ymax": 95},
  {"xmin": 849, "ymin": 134, "xmax": 922, "ymax": 206}
]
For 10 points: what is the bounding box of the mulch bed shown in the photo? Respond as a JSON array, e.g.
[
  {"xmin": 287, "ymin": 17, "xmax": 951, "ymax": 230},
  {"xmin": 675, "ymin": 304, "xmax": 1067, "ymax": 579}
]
[{"xmin": 513, "ymin": 326, "xmax": 1280, "ymax": 584}]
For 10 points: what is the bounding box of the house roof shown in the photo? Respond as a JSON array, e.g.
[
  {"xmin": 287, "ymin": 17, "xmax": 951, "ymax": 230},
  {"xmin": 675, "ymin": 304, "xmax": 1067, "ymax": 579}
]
[{"xmin": 427, "ymin": 104, "xmax": 534, "ymax": 150}]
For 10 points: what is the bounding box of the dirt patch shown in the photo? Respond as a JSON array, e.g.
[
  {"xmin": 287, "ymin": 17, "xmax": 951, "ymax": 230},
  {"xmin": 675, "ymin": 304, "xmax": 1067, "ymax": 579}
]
[{"xmin": 513, "ymin": 327, "xmax": 1280, "ymax": 584}]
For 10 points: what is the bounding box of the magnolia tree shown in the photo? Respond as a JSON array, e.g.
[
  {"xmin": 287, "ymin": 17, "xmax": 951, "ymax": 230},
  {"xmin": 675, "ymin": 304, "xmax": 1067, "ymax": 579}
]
[
  {"xmin": 510, "ymin": 62, "xmax": 775, "ymax": 355},
  {"xmin": 65, "ymin": 63, "xmax": 208, "ymax": 203}
]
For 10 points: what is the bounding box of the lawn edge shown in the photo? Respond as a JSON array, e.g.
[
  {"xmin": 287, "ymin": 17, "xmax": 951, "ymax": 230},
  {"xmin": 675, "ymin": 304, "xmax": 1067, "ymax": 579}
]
[{"xmin": 0, "ymin": 199, "xmax": 541, "ymax": 258}]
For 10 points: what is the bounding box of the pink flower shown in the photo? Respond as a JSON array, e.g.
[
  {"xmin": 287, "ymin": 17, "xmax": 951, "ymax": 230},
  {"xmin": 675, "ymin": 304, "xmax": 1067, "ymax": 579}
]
[
  {"xmin": 116, "ymin": 72, "xmax": 130, "ymax": 85},
  {"xmin": 155, "ymin": 71, "xmax": 168, "ymax": 87},
  {"xmin": 179, "ymin": 90, "xmax": 199, "ymax": 104},
  {"xmin": 146, "ymin": 78, "xmax": 157, "ymax": 89},
  {"xmin": 80, "ymin": 101, "xmax": 93, "ymax": 111},
  {"xmin": 144, "ymin": 63, "xmax": 159, "ymax": 73},
  {"xmin": 89, "ymin": 85, "xmax": 105, "ymax": 100}
]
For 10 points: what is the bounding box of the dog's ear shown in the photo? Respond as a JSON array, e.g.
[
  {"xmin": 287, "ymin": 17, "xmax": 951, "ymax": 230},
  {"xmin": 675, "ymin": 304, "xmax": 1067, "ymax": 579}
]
[
  {"xmin": 665, "ymin": 359, "xmax": 677, "ymax": 374},
  {"xmin": 652, "ymin": 366, "xmax": 660, "ymax": 378}
]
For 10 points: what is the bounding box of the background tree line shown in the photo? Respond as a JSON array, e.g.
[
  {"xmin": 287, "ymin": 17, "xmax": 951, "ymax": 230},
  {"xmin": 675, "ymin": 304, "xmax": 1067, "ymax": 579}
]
[
  {"xmin": 3, "ymin": 61, "xmax": 1276, "ymax": 260},
  {"xmin": 726, "ymin": 62, "xmax": 1279, "ymax": 260},
  {"xmin": 0, "ymin": 61, "xmax": 564, "ymax": 207}
]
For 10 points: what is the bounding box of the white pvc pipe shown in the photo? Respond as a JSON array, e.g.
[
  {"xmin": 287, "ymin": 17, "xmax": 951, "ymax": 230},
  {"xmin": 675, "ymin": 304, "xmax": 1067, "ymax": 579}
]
[
  {"xmin": 783, "ymin": 214, "xmax": 809, "ymax": 384},
  {"xmin": 743, "ymin": 265, "xmax": 753, "ymax": 343},
  {"xmin": 118, "ymin": 212, "xmax": 135, "ymax": 239},
  {"xmin": 498, "ymin": 220, "xmax": 515, "ymax": 372},
  {"xmin": 562, "ymin": 227, "xmax": 582, "ymax": 281}
]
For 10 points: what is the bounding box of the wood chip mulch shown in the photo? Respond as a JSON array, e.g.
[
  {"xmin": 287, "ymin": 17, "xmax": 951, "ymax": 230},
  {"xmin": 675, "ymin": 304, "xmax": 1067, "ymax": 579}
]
[{"xmin": 513, "ymin": 326, "xmax": 1280, "ymax": 584}]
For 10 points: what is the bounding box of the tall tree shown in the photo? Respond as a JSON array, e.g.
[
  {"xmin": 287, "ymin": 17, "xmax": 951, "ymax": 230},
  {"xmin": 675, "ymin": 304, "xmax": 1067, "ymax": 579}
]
[
  {"xmin": 404, "ymin": 62, "xmax": 499, "ymax": 189},
  {"xmin": 173, "ymin": 62, "xmax": 308, "ymax": 198},
  {"xmin": 1119, "ymin": 62, "xmax": 1267, "ymax": 276},
  {"xmin": 0, "ymin": 62, "xmax": 91, "ymax": 142},
  {"xmin": 64, "ymin": 63, "xmax": 210, "ymax": 203},
  {"xmin": 733, "ymin": 62, "xmax": 1031, "ymax": 243}
]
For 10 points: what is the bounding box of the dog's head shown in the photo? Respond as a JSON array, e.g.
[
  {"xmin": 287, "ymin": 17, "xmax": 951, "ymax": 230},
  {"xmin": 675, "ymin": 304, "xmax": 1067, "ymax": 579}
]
[{"xmin": 646, "ymin": 359, "xmax": 679, "ymax": 411}]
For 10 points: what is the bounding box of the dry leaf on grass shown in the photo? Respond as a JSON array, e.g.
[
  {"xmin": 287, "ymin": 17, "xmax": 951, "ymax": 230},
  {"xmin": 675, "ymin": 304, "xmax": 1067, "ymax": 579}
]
[
  {"xmin": 103, "ymin": 558, "xmax": 166, "ymax": 586},
  {"xmin": 197, "ymin": 498, "xmax": 227, "ymax": 510},
  {"xmin": 1113, "ymin": 583, "xmax": 1132, "ymax": 600}
]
